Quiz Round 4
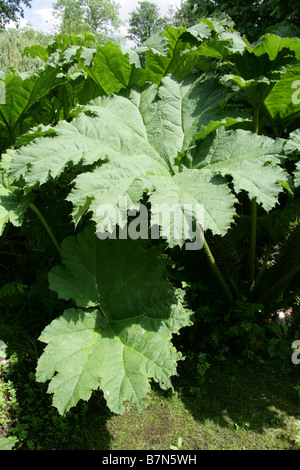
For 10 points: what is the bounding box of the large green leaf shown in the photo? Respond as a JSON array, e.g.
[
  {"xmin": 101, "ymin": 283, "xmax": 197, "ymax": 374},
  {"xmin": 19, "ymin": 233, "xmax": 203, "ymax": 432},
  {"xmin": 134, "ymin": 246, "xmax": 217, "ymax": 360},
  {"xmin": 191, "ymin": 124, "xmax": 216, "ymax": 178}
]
[
  {"xmin": 188, "ymin": 18, "xmax": 249, "ymax": 59},
  {"xmin": 215, "ymin": 32, "xmax": 300, "ymax": 110},
  {"xmin": 0, "ymin": 66, "xmax": 63, "ymax": 147},
  {"xmin": 66, "ymin": 76, "xmax": 242, "ymax": 242},
  {"xmin": 75, "ymin": 42, "xmax": 149, "ymax": 94},
  {"xmin": 8, "ymin": 73, "xmax": 286, "ymax": 247},
  {"xmin": 69, "ymin": 125, "xmax": 287, "ymax": 246},
  {"xmin": 141, "ymin": 26, "xmax": 212, "ymax": 84},
  {"xmin": 6, "ymin": 92, "xmax": 163, "ymax": 186},
  {"xmin": 0, "ymin": 167, "xmax": 29, "ymax": 236},
  {"xmin": 0, "ymin": 436, "xmax": 18, "ymax": 450},
  {"xmin": 69, "ymin": 131, "xmax": 286, "ymax": 248},
  {"xmin": 252, "ymin": 34, "xmax": 300, "ymax": 62},
  {"xmin": 7, "ymin": 74, "xmax": 241, "ymax": 184},
  {"xmin": 285, "ymin": 129, "xmax": 300, "ymax": 188},
  {"xmin": 191, "ymin": 128, "xmax": 288, "ymax": 211},
  {"xmin": 210, "ymin": 31, "xmax": 300, "ymax": 67},
  {"xmin": 36, "ymin": 225, "xmax": 192, "ymax": 415},
  {"xmin": 264, "ymin": 66, "xmax": 300, "ymax": 127}
]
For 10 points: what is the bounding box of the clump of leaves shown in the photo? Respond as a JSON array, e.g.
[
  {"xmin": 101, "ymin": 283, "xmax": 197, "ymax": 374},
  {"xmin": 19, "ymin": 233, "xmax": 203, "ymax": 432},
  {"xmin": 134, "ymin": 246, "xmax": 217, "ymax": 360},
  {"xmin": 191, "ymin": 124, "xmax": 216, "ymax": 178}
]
[{"xmin": 1, "ymin": 19, "xmax": 300, "ymax": 417}]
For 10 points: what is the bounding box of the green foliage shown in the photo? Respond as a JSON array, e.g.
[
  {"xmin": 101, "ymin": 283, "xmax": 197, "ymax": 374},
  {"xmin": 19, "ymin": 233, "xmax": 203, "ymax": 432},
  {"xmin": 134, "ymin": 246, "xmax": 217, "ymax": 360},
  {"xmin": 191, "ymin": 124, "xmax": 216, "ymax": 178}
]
[
  {"xmin": 0, "ymin": 435, "xmax": 18, "ymax": 450},
  {"xmin": 0, "ymin": 0, "xmax": 31, "ymax": 30},
  {"xmin": 0, "ymin": 361, "xmax": 18, "ymax": 449},
  {"xmin": 127, "ymin": 1, "xmax": 170, "ymax": 46},
  {"xmin": 0, "ymin": 282, "xmax": 26, "ymax": 298},
  {"xmin": 295, "ymin": 420, "xmax": 300, "ymax": 445},
  {"xmin": 0, "ymin": 28, "xmax": 52, "ymax": 72},
  {"xmin": 36, "ymin": 226, "xmax": 192, "ymax": 415},
  {"xmin": 52, "ymin": 0, "xmax": 122, "ymax": 40},
  {"xmin": 0, "ymin": 19, "xmax": 300, "ymax": 418},
  {"xmin": 257, "ymin": 221, "xmax": 300, "ymax": 304},
  {"xmin": 173, "ymin": 0, "xmax": 300, "ymax": 41}
]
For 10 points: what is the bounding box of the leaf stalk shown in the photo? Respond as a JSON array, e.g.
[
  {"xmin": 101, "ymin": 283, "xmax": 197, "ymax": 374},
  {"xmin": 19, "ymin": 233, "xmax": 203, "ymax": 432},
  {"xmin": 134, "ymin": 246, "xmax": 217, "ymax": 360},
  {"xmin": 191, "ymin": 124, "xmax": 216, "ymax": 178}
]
[
  {"xmin": 248, "ymin": 106, "xmax": 260, "ymax": 286},
  {"xmin": 198, "ymin": 225, "xmax": 235, "ymax": 306},
  {"xmin": 28, "ymin": 202, "xmax": 61, "ymax": 256}
]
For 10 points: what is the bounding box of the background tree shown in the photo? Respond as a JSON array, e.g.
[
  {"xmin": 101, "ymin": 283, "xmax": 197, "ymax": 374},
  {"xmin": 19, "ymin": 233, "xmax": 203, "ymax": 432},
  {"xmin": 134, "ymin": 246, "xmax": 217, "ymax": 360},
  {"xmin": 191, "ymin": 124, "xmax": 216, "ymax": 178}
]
[
  {"xmin": 269, "ymin": 0, "xmax": 300, "ymax": 29},
  {"xmin": 53, "ymin": 0, "xmax": 85, "ymax": 34},
  {"xmin": 84, "ymin": 0, "xmax": 121, "ymax": 34},
  {"xmin": 52, "ymin": 0, "xmax": 122, "ymax": 37},
  {"xmin": 0, "ymin": 27, "xmax": 52, "ymax": 71},
  {"xmin": 173, "ymin": 0, "xmax": 211, "ymax": 28},
  {"xmin": 173, "ymin": 0, "xmax": 300, "ymax": 41},
  {"xmin": 127, "ymin": 1, "xmax": 170, "ymax": 47},
  {"xmin": 0, "ymin": 0, "xmax": 31, "ymax": 30}
]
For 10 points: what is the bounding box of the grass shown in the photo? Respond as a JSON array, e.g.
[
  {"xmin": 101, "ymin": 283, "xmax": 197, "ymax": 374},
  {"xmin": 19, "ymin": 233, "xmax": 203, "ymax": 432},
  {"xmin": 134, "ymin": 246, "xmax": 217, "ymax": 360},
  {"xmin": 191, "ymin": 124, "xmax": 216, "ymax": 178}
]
[
  {"xmin": 1, "ymin": 349, "xmax": 299, "ymax": 450},
  {"xmin": 107, "ymin": 359, "xmax": 300, "ymax": 451},
  {"xmin": 0, "ymin": 270, "xmax": 299, "ymax": 450}
]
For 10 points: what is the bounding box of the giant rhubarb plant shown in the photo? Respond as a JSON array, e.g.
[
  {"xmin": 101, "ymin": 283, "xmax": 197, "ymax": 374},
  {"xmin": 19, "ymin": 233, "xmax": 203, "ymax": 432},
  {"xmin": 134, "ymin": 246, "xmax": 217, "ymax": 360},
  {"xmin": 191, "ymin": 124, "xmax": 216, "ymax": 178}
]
[
  {"xmin": 1, "ymin": 19, "xmax": 300, "ymax": 415},
  {"xmin": 36, "ymin": 226, "xmax": 192, "ymax": 415}
]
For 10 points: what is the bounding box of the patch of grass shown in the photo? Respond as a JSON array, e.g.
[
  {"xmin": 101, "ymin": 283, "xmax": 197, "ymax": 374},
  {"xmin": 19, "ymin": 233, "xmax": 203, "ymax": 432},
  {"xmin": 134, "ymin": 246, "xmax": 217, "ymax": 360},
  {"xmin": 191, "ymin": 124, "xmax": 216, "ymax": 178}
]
[
  {"xmin": 174, "ymin": 358, "xmax": 300, "ymax": 450},
  {"xmin": 0, "ymin": 360, "xmax": 18, "ymax": 439},
  {"xmin": 1, "ymin": 287, "xmax": 299, "ymax": 450},
  {"xmin": 5, "ymin": 371, "xmax": 113, "ymax": 450},
  {"xmin": 105, "ymin": 358, "xmax": 300, "ymax": 450},
  {"xmin": 107, "ymin": 392, "xmax": 191, "ymax": 451},
  {"xmin": 1, "ymin": 352, "xmax": 300, "ymax": 450}
]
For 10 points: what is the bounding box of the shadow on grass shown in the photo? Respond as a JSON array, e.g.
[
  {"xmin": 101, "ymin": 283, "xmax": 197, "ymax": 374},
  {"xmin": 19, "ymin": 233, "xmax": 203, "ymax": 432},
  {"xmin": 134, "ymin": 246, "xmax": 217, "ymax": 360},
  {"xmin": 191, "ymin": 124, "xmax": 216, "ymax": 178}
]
[
  {"xmin": 169, "ymin": 353, "xmax": 300, "ymax": 447},
  {"xmin": 0, "ymin": 305, "xmax": 114, "ymax": 450},
  {"xmin": 1, "ymin": 265, "xmax": 299, "ymax": 450},
  {"xmin": 1, "ymin": 358, "xmax": 114, "ymax": 450},
  {"xmin": 3, "ymin": 335, "xmax": 299, "ymax": 450}
]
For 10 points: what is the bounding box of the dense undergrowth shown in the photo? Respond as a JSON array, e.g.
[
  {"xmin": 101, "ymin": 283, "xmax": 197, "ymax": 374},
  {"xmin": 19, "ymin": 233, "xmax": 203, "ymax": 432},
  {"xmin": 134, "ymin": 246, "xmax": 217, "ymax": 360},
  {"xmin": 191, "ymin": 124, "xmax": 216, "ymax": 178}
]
[
  {"xmin": 1, "ymin": 274, "xmax": 300, "ymax": 450},
  {"xmin": 1, "ymin": 17, "xmax": 300, "ymax": 449}
]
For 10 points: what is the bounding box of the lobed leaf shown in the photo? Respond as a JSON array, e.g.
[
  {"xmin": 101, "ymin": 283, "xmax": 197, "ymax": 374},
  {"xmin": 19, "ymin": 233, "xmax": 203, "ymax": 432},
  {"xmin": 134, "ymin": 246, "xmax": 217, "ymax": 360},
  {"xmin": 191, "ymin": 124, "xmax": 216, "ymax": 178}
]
[
  {"xmin": 264, "ymin": 66, "xmax": 300, "ymax": 127},
  {"xmin": 0, "ymin": 66, "xmax": 63, "ymax": 146},
  {"xmin": 192, "ymin": 128, "xmax": 288, "ymax": 211},
  {"xmin": 285, "ymin": 129, "xmax": 300, "ymax": 188},
  {"xmin": 66, "ymin": 75, "xmax": 243, "ymax": 240},
  {"xmin": 36, "ymin": 225, "xmax": 192, "ymax": 415},
  {"xmin": 142, "ymin": 26, "xmax": 212, "ymax": 84},
  {"xmin": 0, "ymin": 169, "xmax": 29, "ymax": 236}
]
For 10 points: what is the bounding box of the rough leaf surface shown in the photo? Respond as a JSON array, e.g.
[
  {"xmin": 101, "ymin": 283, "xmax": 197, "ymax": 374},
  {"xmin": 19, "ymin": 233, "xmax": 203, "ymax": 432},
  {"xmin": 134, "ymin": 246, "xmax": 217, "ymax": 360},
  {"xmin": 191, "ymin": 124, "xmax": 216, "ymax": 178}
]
[{"xmin": 36, "ymin": 225, "xmax": 192, "ymax": 415}]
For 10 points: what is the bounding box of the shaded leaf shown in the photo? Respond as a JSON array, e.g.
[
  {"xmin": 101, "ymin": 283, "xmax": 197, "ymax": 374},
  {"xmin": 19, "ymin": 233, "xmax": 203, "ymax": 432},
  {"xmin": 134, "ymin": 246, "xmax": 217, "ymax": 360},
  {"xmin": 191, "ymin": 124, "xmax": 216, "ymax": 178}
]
[{"xmin": 36, "ymin": 225, "xmax": 192, "ymax": 415}]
